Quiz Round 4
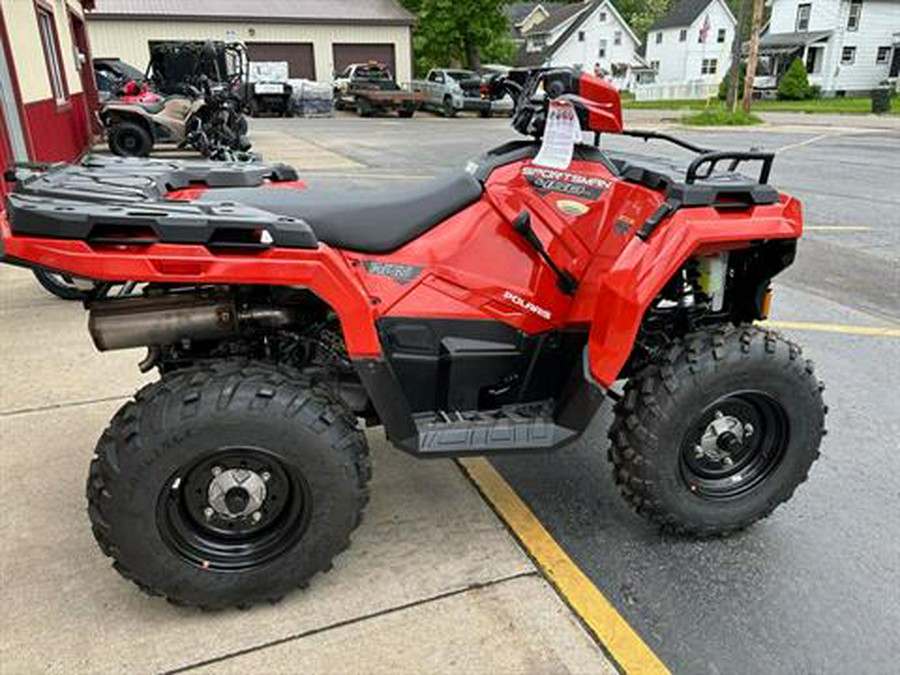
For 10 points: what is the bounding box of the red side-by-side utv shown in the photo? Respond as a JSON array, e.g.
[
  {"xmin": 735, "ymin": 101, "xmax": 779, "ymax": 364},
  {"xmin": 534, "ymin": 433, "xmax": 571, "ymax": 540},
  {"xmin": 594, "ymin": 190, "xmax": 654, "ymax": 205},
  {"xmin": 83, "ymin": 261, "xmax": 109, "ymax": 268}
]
[{"xmin": 0, "ymin": 68, "xmax": 825, "ymax": 609}]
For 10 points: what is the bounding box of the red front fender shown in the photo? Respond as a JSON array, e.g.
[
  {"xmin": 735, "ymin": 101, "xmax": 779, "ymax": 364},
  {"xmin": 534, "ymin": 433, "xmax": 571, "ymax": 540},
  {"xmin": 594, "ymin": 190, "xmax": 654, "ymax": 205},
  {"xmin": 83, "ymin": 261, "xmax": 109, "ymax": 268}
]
[{"xmin": 587, "ymin": 196, "xmax": 803, "ymax": 387}]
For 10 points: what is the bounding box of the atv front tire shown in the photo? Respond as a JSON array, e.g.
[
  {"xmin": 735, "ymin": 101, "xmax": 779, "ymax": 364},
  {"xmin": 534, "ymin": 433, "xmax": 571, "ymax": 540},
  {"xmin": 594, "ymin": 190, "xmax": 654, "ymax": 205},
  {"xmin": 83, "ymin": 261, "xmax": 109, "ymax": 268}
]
[
  {"xmin": 107, "ymin": 121, "xmax": 153, "ymax": 157},
  {"xmin": 87, "ymin": 361, "xmax": 371, "ymax": 608},
  {"xmin": 608, "ymin": 325, "xmax": 825, "ymax": 536}
]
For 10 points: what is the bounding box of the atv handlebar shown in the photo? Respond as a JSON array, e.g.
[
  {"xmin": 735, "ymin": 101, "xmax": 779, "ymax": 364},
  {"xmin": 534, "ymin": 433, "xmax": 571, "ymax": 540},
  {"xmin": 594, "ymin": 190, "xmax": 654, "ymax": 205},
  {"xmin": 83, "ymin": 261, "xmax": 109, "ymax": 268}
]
[{"xmin": 489, "ymin": 67, "xmax": 623, "ymax": 138}]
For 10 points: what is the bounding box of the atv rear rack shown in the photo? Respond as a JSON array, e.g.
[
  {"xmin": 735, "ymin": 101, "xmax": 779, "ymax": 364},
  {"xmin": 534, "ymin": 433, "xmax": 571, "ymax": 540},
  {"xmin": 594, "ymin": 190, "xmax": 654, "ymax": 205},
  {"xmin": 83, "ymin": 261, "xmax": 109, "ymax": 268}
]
[
  {"xmin": 4, "ymin": 157, "xmax": 317, "ymax": 251},
  {"xmin": 9, "ymin": 156, "xmax": 299, "ymax": 203}
]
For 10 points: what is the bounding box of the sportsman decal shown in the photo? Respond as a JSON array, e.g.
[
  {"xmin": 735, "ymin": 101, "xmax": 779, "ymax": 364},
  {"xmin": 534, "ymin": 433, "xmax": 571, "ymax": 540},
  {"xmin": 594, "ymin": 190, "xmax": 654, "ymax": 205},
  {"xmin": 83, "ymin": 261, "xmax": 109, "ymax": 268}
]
[{"xmin": 522, "ymin": 166, "xmax": 609, "ymax": 201}]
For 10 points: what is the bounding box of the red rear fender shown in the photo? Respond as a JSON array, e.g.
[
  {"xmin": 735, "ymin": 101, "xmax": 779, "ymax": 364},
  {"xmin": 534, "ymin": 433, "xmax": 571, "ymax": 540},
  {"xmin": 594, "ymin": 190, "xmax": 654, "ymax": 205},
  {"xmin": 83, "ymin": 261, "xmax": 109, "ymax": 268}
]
[{"xmin": 0, "ymin": 218, "xmax": 382, "ymax": 358}]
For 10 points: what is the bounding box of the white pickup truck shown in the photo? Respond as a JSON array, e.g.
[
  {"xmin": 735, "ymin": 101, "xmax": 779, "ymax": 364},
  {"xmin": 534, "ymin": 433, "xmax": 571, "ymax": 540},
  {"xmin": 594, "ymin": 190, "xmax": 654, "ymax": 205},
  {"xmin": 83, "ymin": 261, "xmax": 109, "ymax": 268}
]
[{"xmin": 411, "ymin": 69, "xmax": 494, "ymax": 118}]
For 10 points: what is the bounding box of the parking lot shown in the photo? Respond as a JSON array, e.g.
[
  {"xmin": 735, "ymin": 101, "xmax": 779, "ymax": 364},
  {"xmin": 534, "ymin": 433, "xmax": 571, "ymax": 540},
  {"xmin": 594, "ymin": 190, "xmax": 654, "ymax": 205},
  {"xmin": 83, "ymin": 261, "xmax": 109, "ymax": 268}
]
[{"xmin": 2, "ymin": 112, "xmax": 899, "ymax": 673}]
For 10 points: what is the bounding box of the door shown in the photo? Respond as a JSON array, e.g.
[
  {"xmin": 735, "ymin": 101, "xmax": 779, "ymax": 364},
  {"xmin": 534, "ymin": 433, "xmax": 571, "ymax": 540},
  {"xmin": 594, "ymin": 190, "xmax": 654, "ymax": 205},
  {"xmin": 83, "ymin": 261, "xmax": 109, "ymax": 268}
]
[
  {"xmin": 0, "ymin": 104, "xmax": 15, "ymax": 196},
  {"xmin": 246, "ymin": 43, "xmax": 316, "ymax": 80},
  {"xmin": 68, "ymin": 12, "xmax": 100, "ymax": 134},
  {"xmin": 0, "ymin": 26, "xmax": 29, "ymax": 165},
  {"xmin": 332, "ymin": 44, "xmax": 396, "ymax": 79}
]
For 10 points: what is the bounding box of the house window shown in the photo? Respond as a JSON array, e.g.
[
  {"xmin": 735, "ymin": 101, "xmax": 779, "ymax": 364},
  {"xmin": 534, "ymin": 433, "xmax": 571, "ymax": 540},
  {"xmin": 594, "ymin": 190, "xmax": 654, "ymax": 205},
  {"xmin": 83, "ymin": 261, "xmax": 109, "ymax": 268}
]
[
  {"xmin": 598, "ymin": 39, "xmax": 608, "ymax": 58},
  {"xmin": 656, "ymin": 32, "xmax": 663, "ymax": 44},
  {"xmin": 614, "ymin": 30, "xmax": 622, "ymax": 46},
  {"xmin": 599, "ymin": 11, "xmax": 607, "ymax": 23},
  {"xmin": 650, "ymin": 60, "xmax": 660, "ymax": 71},
  {"xmin": 796, "ymin": 3, "xmax": 811, "ymax": 31},
  {"xmin": 529, "ymin": 35, "xmax": 547, "ymax": 51},
  {"xmin": 805, "ymin": 45, "xmax": 823, "ymax": 74},
  {"xmin": 679, "ymin": 29, "xmax": 687, "ymax": 42},
  {"xmin": 578, "ymin": 31, "xmax": 586, "ymax": 42},
  {"xmin": 37, "ymin": 7, "xmax": 67, "ymax": 103},
  {"xmin": 717, "ymin": 28, "xmax": 726, "ymax": 43},
  {"xmin": 841, "ymin": 46, "xmax": 856, "ymax": 65},
  {"xmin": 701, "ymin": 58, "xmax": 718, "ymax": 75},
  {"xmin": 876, "ymin": 46, "xmax": 891, "ymax": 64},
  {"xmin": 847, "ymin": 0, "xmax": 862, "ymax": 31}
]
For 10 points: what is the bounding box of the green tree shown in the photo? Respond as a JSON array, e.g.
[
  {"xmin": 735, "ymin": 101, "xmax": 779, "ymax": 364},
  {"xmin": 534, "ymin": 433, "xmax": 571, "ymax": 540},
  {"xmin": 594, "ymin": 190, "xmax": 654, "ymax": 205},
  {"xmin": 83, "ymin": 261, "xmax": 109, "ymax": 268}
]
[
  {"xmin": 777, "ymin": 58, "xmax": 811, "ymax": 100},
  {"xmin": 719, "ymin": 62, "xmax": 746, "ymax": 99},
  {"xmin": 399, "ymin": 0, "xmax": 514, "ymax": 74}
]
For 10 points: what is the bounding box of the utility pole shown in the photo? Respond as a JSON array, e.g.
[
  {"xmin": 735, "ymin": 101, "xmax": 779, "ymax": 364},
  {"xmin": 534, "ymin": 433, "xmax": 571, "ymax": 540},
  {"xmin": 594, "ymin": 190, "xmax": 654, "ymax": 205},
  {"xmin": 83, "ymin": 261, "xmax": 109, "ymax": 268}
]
[
  {"xmin": 726, "ymin": 0, "xmax": 748, "ymax": 112},
  {"xmin": 742, "ymin": 0, "xmax": 764, "ymax": 114}
]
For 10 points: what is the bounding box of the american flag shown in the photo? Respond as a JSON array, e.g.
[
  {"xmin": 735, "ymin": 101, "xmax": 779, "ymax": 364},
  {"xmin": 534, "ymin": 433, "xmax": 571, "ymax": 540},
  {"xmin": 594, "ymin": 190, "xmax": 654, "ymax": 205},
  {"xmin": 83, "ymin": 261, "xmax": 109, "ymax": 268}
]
[{"xmin": 699, "ymin": 14, "xmax": 711, "ymax": 43}]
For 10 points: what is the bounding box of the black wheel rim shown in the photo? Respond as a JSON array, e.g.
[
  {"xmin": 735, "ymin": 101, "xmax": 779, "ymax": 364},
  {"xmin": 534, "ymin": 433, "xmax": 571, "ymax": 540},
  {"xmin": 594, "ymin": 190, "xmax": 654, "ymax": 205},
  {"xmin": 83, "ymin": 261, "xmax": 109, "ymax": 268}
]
[
  {"xmin": 157, "ymin": 447, "xmax": 311, "ymax": 572},
  {"xmin": 679, "ymin": 391, "xmax": 789, "ymax": 500},
  {"xmin": 120, "ymin": 132, "xmax": 140, "ymax": 152}
]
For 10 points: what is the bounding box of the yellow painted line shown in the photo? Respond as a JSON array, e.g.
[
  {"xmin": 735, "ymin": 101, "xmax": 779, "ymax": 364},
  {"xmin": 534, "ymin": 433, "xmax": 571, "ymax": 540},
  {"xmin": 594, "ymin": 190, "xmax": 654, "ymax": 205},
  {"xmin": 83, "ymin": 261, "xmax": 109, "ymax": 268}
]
[
  {"xmin": 805, "ymin": 225, "xmax": 871, "ymax": 232},
  {"xmin": 762, "ymin": 320, "xmax": 900, "ymax": 337},
  {"xmin": 459, "ymin": 457, "xmax": 670, "ymax": 675}
]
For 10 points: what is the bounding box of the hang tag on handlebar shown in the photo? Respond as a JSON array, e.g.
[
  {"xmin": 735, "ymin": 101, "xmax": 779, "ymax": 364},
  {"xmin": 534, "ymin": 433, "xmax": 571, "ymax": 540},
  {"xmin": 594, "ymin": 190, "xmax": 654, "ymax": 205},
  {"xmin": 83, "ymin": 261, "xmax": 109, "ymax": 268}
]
[{"xmin": 533, "ymin": 99, "xmax": 581, "ymax": 170}]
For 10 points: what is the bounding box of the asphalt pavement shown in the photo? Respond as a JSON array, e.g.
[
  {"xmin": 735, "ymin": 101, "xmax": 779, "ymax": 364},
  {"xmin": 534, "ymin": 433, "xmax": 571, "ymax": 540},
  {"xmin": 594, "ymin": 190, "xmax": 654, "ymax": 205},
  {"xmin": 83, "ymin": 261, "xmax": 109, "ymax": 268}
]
[{"xmin": 249, "ymin": 112, "xmax": 900, "ymax": 674}]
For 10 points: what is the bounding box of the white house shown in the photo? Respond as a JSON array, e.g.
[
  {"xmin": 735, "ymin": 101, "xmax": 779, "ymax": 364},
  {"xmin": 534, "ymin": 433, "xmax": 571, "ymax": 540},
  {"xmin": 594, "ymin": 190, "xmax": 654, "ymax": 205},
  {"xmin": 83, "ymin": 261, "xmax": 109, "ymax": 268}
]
[
  {"xmin": 515, "ymin": 0, "xmax": 651, "ymax": 90},
  {"xmin": 756, "ymin": 0, "xmax": 900, "ymax": 96},
  {"xmin": 643, "ymin": 0, "xmax": 737, "ymax": 97}
]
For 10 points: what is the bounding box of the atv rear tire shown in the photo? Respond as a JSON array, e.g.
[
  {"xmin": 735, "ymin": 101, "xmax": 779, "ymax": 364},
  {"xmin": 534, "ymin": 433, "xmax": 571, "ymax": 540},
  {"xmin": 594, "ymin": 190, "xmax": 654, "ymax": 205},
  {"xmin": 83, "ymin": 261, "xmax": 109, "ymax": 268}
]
[
  {"xmin": 32, "ymin": 269, "xmax": 89, "ymax": 300},
  {"xmin": 87, "ymin": 361, "xmax": 371, "ymax": 609},
  {"xmin": 107, "ymin": 121, "xmax": 153, "ymax": 157},
  {"xmin": 608, "ymin": 325, "xmax": 825, "ymax": 537}
]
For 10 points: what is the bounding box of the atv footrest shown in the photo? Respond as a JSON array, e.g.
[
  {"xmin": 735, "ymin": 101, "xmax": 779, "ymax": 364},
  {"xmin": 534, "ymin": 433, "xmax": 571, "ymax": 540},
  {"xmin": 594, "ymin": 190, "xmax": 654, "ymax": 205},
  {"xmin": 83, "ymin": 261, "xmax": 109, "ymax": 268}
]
[{"xmin": 413, "ymin": 402, "xmax": 576, "ymax": 456}]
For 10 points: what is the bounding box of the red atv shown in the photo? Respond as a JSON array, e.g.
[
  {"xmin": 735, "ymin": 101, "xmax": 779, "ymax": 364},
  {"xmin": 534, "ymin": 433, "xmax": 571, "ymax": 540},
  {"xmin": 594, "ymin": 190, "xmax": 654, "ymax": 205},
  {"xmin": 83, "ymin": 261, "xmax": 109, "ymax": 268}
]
[{"xmin": 0, "ymin": 68, "xmax": 825, "ymax": 609}]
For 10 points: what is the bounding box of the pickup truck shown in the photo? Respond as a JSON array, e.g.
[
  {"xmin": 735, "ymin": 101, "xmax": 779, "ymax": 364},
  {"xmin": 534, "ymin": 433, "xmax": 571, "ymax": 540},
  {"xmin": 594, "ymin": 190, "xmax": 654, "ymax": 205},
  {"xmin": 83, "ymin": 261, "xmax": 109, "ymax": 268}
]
[
  {"xmin": 333, "ymin": 62, "xmax": 423, "ymax": 118},
  {"xmin": 410, "ymin": 69, "xmax": 492, "ymax": 118}
]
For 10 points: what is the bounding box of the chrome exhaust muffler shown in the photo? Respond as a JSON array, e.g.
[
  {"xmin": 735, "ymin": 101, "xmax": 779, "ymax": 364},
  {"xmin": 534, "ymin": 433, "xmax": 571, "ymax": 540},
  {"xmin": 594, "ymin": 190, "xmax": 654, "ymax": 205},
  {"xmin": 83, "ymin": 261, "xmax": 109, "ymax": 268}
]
[{"xmin": 89, "ymin": 293, "xmax": 238, "ymax": 351}]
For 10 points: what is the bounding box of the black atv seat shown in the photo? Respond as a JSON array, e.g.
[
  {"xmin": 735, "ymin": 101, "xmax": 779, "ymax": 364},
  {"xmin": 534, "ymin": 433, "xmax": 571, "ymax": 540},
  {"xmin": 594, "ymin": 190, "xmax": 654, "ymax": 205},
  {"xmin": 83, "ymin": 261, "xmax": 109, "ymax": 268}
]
[{"xmin": 198, "ymin": 172, "xmax": 484, "ymax": 254}]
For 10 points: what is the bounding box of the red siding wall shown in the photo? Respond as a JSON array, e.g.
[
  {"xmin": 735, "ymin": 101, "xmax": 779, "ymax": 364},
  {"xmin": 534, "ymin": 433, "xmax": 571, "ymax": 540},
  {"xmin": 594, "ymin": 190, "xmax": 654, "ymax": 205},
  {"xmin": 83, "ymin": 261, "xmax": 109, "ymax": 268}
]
[{"xmin": 24, "ymin": 92, "xmax": 91, "ymax": 163}]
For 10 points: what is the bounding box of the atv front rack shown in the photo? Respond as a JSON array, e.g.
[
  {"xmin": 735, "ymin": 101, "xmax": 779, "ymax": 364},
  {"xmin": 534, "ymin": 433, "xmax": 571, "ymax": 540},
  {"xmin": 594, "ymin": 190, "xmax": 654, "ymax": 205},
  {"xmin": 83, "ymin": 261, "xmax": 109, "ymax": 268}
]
[
  {"xmin": 601, "ymin": 130, "xmax": 780, "ymax": 241},
  {"xmin": 4, "ymin": 157, "xmax": 317, "ymax": 251}
]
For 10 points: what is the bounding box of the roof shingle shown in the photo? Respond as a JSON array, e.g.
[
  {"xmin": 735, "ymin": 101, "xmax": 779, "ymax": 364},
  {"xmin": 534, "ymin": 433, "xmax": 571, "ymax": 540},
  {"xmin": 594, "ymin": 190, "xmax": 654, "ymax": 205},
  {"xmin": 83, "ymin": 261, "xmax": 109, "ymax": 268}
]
[
  {"xmin": 650, "ymin": 0, "xmax": 716, "ymax": 31},
  {"xmin": 523, "ymin": 2, "xmax": 591, "ymax": 36}
]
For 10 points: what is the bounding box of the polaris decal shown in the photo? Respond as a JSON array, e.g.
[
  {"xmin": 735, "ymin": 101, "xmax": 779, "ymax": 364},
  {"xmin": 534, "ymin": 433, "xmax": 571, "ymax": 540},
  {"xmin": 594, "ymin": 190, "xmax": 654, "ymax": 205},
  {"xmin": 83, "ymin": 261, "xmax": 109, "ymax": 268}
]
[
  {"xmin": 503, "ymin": 291, "xmax": 552, "ymax": 320},
  {"xmin": 522, "ymin": 167, "xmax": 609, "ymax": 201},
  {"xmin": 363, "ymin": 261, "xmax": 422, "ymax": 285}
]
